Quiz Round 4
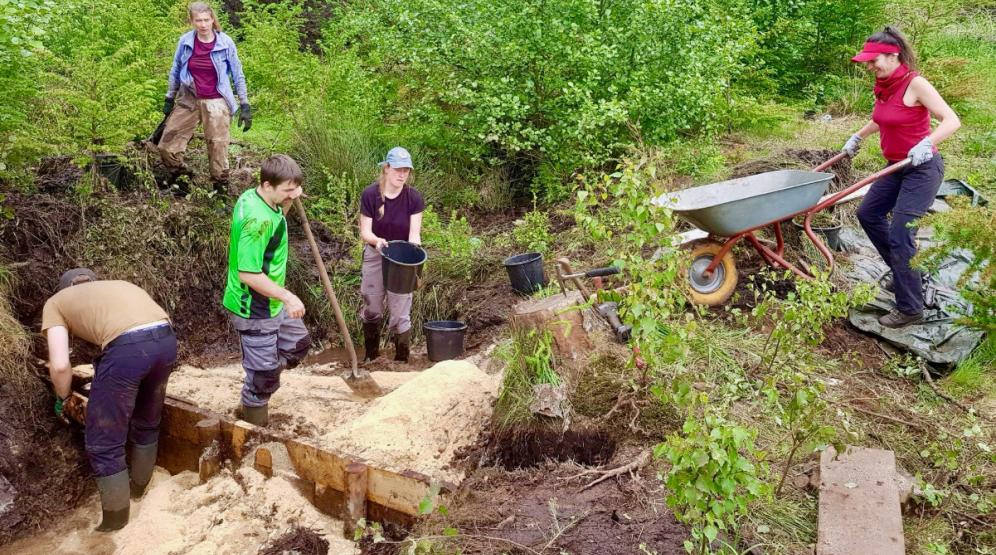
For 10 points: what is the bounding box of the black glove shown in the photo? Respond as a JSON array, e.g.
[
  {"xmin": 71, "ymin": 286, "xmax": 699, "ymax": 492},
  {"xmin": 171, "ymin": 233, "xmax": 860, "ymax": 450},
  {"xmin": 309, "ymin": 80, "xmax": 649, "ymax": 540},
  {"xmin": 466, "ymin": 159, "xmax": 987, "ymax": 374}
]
[
  {"xmin": 163, "ymin": 97, "xmax": 175, "ymax": 116},
  {"xmin": 238, "ymin": 103, "xmax": 252, "ymax": 132}
]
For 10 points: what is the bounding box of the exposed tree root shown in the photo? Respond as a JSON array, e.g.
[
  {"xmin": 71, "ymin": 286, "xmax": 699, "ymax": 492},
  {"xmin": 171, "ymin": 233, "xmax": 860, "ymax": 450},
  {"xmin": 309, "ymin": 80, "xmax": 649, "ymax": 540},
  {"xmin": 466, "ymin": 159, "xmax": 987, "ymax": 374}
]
[{"xmin": 563, "ymin": 449, "xmax": 652, "ymax": 491}]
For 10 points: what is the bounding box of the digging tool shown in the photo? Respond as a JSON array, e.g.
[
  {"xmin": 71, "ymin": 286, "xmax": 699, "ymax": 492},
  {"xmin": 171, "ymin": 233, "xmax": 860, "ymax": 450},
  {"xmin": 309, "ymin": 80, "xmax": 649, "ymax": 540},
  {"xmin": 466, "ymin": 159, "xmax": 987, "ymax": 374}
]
[
  {"xmin": 148, "ymin": 115, "xmax": 168, "ymax": 146},
  {"xmin": 293, "ymin": 198, "xmax": 383, "ymax": 398},
  {"xmin": 554, "ymin": 258, "xmax": 630, "ymax": 343}
]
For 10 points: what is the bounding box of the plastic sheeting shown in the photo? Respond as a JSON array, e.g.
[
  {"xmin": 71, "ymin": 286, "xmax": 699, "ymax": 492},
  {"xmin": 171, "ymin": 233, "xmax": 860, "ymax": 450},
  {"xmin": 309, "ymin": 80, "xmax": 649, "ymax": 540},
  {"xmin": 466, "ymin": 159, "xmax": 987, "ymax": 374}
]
[{"xmin": 841, "ymin": 181, "xmax": 987, "ymax": 367}]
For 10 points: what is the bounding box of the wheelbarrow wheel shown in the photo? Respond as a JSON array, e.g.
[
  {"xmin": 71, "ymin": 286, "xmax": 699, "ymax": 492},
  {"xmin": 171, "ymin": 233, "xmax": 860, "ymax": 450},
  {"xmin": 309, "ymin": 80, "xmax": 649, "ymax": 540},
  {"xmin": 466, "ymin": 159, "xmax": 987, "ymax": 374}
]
[{"xmin": 687, "ymin": 242, "xmax": 737, "ymax": 306}]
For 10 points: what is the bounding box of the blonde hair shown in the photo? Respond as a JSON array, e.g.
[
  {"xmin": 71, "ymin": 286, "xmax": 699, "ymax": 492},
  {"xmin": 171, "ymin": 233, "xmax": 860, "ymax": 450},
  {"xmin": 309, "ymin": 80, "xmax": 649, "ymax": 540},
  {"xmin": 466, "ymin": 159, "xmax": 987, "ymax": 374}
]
[
  {"xmin": 374, "ymin": 165, "xmax": 410, "ymax": 219},
  {"xmin": 188, "ymin": 2, "xmax": 222, "ymax": 32}
]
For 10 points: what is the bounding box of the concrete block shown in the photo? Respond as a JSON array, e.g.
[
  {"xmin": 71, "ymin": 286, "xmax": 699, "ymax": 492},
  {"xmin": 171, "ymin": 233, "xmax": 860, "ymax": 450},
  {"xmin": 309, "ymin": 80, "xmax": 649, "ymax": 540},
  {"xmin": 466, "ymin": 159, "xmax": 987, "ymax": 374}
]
[{"xmin": 817, "ymin": 446, "xmax": 904, "ymax": 555}]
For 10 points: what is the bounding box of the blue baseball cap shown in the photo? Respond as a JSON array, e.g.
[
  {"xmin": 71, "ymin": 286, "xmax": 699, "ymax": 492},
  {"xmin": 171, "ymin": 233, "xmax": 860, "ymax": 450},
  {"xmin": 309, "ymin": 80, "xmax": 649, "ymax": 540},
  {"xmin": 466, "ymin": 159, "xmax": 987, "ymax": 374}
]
[{"xmin": 380, "ymin": 146, "xmax": 414, "ymax": 169}]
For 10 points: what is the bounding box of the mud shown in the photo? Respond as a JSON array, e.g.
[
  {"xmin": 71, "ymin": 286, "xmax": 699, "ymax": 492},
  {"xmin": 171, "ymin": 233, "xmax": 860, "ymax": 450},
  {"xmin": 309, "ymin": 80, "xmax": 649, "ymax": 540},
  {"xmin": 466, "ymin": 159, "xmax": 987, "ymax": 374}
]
[
  {"xmin": 487, "ymin": 426, "xmax": 618, "ymax": 469},
  {"xmin": 400, "ymin": 449, "xmax": 687, "ymax": 555}
]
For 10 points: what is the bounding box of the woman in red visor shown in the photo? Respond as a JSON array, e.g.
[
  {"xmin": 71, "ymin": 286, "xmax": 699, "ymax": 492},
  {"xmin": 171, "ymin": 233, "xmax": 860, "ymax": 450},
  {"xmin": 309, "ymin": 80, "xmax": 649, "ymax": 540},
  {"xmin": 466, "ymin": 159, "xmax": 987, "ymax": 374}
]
[{"xmin": 842, "ymin": 26, "xmax": 960, "ymax": 328}]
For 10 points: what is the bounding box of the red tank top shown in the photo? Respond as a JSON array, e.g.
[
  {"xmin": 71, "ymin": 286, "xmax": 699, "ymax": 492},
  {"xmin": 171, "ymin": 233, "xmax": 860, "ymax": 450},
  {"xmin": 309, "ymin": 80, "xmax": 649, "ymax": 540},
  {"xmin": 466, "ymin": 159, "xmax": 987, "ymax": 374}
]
[{"xmin": 872, "ymin": 71, "xmax": 932, "ymax": 162}]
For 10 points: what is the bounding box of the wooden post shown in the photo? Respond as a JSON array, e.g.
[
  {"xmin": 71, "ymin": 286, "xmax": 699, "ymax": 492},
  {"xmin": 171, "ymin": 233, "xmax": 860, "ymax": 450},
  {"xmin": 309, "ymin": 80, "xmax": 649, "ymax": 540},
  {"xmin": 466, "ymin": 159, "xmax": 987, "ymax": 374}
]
[
  {"xmin": 196, "ymin": 417, "xmax": 221, "ymax": 483},
  {"xmin": 254, "ymin": 445, "xmax": 274, "ymax": 478},
  {"xmin": 344, "ymin": 462, "xmax": 369, "ymax": 537}
]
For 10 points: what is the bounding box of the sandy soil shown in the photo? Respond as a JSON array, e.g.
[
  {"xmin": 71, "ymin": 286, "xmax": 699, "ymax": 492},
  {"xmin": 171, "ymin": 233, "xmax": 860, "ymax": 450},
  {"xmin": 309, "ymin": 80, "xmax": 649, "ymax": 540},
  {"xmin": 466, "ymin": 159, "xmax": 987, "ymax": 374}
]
[
  {"xmin": 76, "ymin": 355, "xmax": 500, "ymax": 484},
  {"xmin": 0, "ymin": 463, "xmax": 356, "ymax": 555}
]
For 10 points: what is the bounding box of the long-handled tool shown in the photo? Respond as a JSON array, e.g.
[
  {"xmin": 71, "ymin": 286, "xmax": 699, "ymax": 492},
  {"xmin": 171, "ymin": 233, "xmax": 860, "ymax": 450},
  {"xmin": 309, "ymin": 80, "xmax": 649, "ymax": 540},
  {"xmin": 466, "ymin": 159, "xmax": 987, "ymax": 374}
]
[
  {"xmin": 554, "ymin": 258, "xmax": 631, "ymax": 343},
  {"xmin": 294, "ymin": 199, "xmax": 382, "ymax": 398}
]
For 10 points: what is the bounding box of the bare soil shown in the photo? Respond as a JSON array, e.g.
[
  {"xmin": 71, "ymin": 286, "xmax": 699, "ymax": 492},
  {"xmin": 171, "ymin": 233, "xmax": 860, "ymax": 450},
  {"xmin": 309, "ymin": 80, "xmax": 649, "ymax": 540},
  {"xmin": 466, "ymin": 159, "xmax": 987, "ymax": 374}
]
[{"xmin": 371, "ymin": 447, "xmax": 687, "ymax": 555}]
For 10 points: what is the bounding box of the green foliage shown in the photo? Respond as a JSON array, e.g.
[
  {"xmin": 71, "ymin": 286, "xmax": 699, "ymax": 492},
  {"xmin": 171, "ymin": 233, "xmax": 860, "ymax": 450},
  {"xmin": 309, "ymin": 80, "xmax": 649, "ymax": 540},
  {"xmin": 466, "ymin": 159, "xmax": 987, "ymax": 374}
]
[
  {"xmin": 37, "ymin": 0, "xmax": 176, "ymax": 164},
  {"xmin": 762, "ymin": 373, "xmax": 836, "ymax": 496},
  {"xmin": 574, "ymin": 154, "xmax": 689, "ymax": 366},
  {"xmin": 328, "ymin": 0, "xmax": 754, "ymax": 195},
  {"xmin": 742, "ymin": 0, "xmax": 887, "ymax": 97},
  {"xmin": 494, "ymin": 327, "xmax": 560, "ymax": 428},
  {"xmin": 656, "ymin": 409, "xmax": 769, "ymax": 555},
  {"xmin": 915, "ymin": 198, "xmax": 995, "ymax": 333},
  {"xmin": 421, "ymin": 208, "xmax": 483, "ymax": 282},
  {"xmin": 512, "ymin": 207, "xmax": 552, "ymax": 256},
  {"xmin": 750, "ymin": 272, "xmax": 876, "ymax": 372}
]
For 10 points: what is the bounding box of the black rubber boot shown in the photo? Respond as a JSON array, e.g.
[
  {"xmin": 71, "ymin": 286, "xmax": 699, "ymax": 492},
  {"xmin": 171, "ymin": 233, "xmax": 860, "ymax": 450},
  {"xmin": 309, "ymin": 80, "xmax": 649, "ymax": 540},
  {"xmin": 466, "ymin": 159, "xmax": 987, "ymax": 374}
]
[
  {"xmin": 129, "ymin": 442, "xmax": 158, "ymax": 499},
  {"xmin": 95, "ymin": 470, "xmax": 130, "ymax": 532},
  {"xmin": 238, "ymin": 403, "xmax": 268, "ymax": 426},
  {"xmin": 394, "ymin": 329, "xmax": 411, "ymax": 362},
  {"xmin": 363, "ymin": 321, "xmax": 381, "ymax": 362}
]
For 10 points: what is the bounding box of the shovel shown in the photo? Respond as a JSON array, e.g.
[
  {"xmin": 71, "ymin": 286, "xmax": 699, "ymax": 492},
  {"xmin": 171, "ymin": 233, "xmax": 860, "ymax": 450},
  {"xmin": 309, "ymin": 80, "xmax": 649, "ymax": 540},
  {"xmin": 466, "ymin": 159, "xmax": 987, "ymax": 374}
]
[{"xmin": 293, "ymin": 198, "xmax": 383, "ymax": 398}]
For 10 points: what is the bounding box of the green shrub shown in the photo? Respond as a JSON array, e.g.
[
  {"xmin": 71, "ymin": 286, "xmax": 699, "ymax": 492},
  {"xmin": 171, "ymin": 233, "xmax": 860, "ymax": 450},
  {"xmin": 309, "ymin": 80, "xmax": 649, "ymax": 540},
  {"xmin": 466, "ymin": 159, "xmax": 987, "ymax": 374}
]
[
  {"xmin": 743, "ymin": 0, "xmax": 887, "ymax": 98},
  {"xmin": 327, "ymin": 0, "xmax": 754, "ymax": 197},
  {"xmin": 915, "ymin": 198, "xmax": 995, "ymax": 334},
  {"xmin": 512, "ymin": 208, "xmax": 552, "ymax": 256}
]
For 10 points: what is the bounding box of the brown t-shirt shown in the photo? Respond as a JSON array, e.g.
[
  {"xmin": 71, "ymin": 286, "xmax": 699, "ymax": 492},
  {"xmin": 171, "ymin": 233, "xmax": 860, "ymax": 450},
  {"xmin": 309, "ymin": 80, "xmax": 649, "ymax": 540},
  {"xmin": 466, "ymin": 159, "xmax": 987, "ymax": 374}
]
[{"xmin": 41, "ymin": 280, "xmax": 170, "ymax": 349}]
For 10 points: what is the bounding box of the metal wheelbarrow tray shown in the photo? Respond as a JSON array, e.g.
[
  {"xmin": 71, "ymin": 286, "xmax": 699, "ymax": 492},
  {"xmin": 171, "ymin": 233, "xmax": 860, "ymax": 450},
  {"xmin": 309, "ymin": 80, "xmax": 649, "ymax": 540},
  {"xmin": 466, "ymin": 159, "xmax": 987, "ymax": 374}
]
[
  {"xmin": 652, "ymin": 154, "xmax": 912, "ymax": 305},
  {"xmin": 654, "ymin": 169, "xmax": 835, "ymax": 237}
]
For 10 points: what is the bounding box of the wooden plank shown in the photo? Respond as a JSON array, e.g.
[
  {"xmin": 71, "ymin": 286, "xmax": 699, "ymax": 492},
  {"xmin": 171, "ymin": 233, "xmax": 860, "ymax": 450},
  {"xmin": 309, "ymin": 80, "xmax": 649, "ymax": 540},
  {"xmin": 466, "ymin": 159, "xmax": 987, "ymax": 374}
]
[
  {"xmin": 817, "ymin": 446, "xmax": 905, "ymax": 555},
  {"xmin": 65, "ymin": 384, "xmax": 443, "ymax": 519}
]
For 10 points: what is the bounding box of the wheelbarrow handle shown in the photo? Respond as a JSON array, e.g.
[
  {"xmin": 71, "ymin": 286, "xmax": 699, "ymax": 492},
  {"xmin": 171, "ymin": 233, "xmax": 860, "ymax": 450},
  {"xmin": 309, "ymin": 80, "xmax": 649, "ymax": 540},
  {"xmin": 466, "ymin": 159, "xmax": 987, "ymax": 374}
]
[
  {"xmin": 584, "ymin": 266, "xmax": 620, "ymax": 278},
  {"xmin": 811, "ymin": 151, "xmax": 850, "ymax": 173},
  {"xmin": 801, "ymin": 158, "xmax": 912, "ymax": 276}
]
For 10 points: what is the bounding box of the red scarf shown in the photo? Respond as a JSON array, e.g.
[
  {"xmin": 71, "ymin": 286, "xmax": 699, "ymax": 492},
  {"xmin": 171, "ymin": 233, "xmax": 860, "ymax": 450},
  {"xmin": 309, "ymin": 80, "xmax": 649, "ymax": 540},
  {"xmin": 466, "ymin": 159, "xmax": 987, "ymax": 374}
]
[{"xmin": 874, "ymin": 64, "xmax": 916, "ymax": 102}]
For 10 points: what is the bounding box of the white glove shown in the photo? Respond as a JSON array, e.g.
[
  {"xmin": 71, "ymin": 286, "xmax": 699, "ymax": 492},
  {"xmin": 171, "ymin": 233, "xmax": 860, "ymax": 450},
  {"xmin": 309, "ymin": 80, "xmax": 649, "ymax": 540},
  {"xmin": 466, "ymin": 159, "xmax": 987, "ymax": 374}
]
[
  {"xmin": 908, "ymin": 137, "xmax": 934, "ymax": 166},
  {"xmin": 842, "ymin": 133, "xmax": 862, "ymax": 156}
]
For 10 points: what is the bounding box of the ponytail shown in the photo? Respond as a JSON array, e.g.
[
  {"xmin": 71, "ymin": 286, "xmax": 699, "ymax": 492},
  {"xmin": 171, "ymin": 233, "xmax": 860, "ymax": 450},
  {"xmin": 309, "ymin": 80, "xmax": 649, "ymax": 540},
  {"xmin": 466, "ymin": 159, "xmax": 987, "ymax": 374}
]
[
  {"xmin": 374, "ymin": 165, "xmax": 411, "ymax": 220},
  {"xmin": 867, "ymin": 26, "xmax": 917, "ymax": 71}
]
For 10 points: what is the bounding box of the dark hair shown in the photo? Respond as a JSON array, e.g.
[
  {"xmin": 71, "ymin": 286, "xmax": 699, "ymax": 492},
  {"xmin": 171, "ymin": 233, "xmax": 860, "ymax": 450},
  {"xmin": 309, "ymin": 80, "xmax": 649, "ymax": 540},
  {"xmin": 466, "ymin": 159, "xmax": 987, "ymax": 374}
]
[
  {"xmin": 260, "ymin": 154, "xmax": 303, "ymax": 188},
  {"xmin": 867, "ymin": 26, "xmax": 917, "ymax": 71}
]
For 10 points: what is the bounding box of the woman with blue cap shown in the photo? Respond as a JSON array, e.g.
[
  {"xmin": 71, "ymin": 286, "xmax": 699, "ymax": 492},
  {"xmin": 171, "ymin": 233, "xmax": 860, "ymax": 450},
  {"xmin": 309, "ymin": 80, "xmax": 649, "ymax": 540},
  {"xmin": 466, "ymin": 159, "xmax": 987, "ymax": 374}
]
[{"xmin": 358, "ymin": 147, "xmax": 425, "ymax": 362}]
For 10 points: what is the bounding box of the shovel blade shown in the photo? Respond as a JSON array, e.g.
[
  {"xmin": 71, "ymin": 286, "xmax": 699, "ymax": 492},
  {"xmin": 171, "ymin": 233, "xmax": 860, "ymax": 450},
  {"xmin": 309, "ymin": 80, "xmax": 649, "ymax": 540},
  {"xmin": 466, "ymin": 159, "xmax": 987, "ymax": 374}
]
[{"xmin": 342, "ymin": 369, "xmax": 383, "ymax": 398}]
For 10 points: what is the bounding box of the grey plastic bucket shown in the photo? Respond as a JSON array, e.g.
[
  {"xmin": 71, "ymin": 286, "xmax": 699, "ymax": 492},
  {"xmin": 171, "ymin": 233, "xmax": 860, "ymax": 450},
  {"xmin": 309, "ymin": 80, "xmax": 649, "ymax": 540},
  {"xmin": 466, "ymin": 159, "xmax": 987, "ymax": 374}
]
[
  {"xmin": 424, "ymin": 320, "xmax": 467, "ymax": 362},
  {"xmin": 503, "ymin": 252, "xmax": 546, "ymax": 295},
  {"xmin": 381, "ymin": 241, "xmax": 427, "ymax": 294}
]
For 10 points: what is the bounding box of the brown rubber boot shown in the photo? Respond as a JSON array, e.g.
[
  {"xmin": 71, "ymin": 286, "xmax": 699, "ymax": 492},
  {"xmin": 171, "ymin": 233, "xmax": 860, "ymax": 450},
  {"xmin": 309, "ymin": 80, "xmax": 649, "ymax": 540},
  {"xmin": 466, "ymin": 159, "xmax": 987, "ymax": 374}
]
[
  {"xmin": 363, "ymin": 321, "xmax": 381, "ymax": 362},
  {"xmin": 394, "ymin": 329, "xmax": 411, "ymax": 362}
]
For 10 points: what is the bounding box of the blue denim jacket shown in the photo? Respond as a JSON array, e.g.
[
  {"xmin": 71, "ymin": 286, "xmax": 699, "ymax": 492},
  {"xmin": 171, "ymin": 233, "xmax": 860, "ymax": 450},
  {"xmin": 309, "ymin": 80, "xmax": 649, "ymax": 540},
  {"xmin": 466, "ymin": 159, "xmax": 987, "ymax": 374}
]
[{"xmin": 166, "ymin": 30, "xmax": 248, "ymax": 117}]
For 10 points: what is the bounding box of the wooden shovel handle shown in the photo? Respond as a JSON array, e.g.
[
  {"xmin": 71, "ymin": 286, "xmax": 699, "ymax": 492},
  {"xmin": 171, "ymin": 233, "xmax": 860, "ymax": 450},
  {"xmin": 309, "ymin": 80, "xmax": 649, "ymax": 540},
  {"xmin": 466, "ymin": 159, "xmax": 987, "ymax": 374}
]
[{"xmin": 293, "ymin": 198, "xmax": 359, "ymax": 373}]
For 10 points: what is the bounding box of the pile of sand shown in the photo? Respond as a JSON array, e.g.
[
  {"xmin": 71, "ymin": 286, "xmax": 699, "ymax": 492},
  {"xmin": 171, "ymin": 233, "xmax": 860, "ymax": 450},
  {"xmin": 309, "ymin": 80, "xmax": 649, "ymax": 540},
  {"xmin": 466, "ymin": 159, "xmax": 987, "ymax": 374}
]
[
  {"xmin": 3, "ymin": 463, "xmax": 355, "ymax": 555},
  {"xmin": 165, "ymin": 363, "xmax": 419, "ymax": 438},
  {"xmin": 319, "ymin": 360, "xmax": 499, "ymax": 483}
]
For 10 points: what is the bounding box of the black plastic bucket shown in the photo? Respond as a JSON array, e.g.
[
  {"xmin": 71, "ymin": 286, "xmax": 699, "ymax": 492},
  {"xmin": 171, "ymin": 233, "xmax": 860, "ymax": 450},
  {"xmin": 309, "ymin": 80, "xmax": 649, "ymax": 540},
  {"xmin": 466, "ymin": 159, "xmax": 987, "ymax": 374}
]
[
  {"xmin": 792, "ymin": 219, "xmax": 844, "ymax": 252},
  {"xmin": 381, "ymin": 240, "xmax": 427, "ymax": 294},
  {"xmin": 503, "ymin": 252, "xmax": 546, "ymax": 295},
  {"xmin": 424, "ymin": 320, "xmax": 467, "ymax": 362}
]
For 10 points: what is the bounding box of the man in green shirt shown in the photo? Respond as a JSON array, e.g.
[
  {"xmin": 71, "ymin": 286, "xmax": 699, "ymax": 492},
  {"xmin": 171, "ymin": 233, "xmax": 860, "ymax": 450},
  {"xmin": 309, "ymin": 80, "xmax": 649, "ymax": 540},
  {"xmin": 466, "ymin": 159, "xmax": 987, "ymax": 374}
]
[{"xmin": 223, "ymin": 154, "xmax": 310, "ymax": 426}]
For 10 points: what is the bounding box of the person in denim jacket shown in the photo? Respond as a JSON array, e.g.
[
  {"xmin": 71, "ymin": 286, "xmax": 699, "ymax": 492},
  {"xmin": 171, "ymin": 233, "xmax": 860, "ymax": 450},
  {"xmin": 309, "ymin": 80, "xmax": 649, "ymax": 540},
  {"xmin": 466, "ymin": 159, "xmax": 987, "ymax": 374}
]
[{"xmin": 159, "ymin": 2, "xmax": 250, "ymax": 191}]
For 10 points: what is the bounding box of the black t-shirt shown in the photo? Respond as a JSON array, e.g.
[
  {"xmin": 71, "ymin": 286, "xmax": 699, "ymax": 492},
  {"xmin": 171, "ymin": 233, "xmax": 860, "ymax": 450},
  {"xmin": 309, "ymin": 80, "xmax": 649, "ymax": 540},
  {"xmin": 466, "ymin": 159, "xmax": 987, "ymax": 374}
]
[{"xmin": 359, "ymin": 183, "xmax": 425, "ymax": 242}]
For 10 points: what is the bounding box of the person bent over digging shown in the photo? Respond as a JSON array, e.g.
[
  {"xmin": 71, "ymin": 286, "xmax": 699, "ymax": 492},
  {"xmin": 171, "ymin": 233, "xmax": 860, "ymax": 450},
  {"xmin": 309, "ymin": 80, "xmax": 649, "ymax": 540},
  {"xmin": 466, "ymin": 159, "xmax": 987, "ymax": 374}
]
[
  {"xmin": 842, "ymin": 26, "xmax": 960, "ymax": 328},
  {"xmin": 42, "ymin": 269, "xmax": 178, "ymax": 532},
  {"xmin": 159, "ymin": 2, "xmax": 251, "ymax": 192},
  {"xmin": 223, "ymin": 154, "xmax": 310, "ymax": 427},
  {"xmin": 358, "ymin": 147, "xmax": 424, "ymax": 363}
]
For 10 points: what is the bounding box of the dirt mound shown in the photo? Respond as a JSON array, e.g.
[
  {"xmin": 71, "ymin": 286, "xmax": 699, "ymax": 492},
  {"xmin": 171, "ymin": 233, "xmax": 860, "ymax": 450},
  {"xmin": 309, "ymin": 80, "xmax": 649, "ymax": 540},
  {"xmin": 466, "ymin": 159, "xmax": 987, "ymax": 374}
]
[{"xmin": 731, "ymin": 148, "xmax": 854, "ymax": 192}]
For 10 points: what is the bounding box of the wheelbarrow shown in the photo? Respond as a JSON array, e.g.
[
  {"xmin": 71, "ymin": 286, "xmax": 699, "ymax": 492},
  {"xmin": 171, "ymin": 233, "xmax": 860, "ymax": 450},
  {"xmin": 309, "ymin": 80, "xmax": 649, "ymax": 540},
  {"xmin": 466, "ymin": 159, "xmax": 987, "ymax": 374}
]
[{"xmin": 652, "ymin": 153, "xmax": 910, "ymax": 305}]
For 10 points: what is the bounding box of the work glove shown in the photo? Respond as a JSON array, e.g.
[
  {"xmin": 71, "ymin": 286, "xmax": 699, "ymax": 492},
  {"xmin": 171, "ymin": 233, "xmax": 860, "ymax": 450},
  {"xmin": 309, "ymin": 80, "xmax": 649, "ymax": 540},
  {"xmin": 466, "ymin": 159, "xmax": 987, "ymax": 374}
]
[
  {"xmin": 841, "ymin": 133, "xmax": 862, "ymax": 156},
  {"xmin": 238, "ymin": 103, "xmax": 252, "ymax": 132},
  {"xmin": 908, "ymin": 136, "xmax": 934, "ymax": 167},
  {"xmin": 54, "ymin": 394, "xmax": 70, "ymax": 419},
  {"xmin": 163, "ymin": 97, "xmax": 175, "ymax": 116}
]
